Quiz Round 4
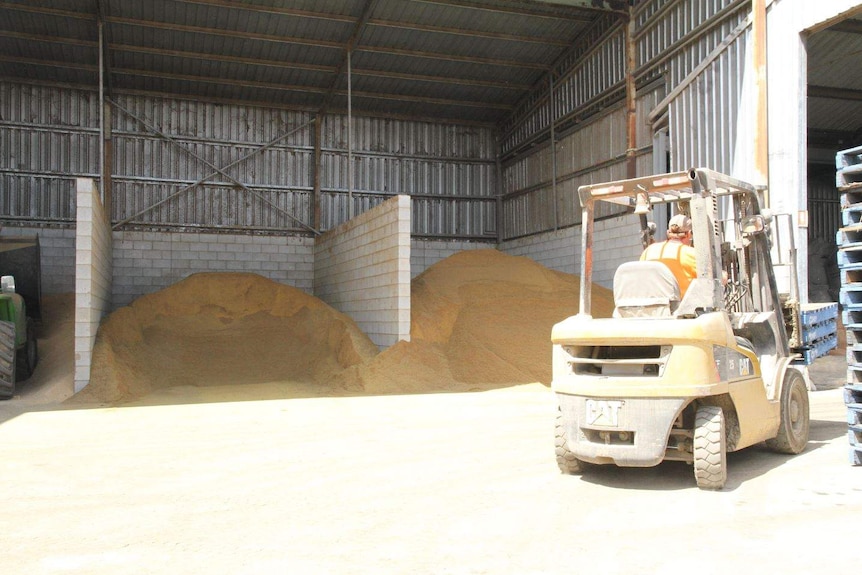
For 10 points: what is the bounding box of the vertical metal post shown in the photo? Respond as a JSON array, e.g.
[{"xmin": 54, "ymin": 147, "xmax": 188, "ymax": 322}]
[
  {"xmin": 103, "ymin": 102, "xmax": 112, "ymax": 220},
  {"xmin": 347, "ymin": 49, "xmax": 353, "ymax": 220},
  {"xmin": 579, "ymin": 201, "xmax": 594, "ymax": 317},
  {"xmin": 313, "ymin": 113, "xmax": 322, "ymax": 230},
  {"xmin": 495, "ymin": 133, "xmax": 503, "ymax": 244},
  {"xmin": 625, "ymin": 7, "xmax": 637, "ymax": 180},
  {"xmin": 98, "ymin": 19, "xmax": 105, "ymax": 204},
  {"xmin": 550, "ymin": 74, "xmax": 558, "ymax": 231},
  {"xmin": 752, "ymin": 0, "xmax": 769, "ymax": 200}
]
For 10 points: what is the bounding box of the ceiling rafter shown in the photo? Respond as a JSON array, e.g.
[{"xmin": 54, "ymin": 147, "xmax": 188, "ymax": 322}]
[
  {"xmin": 0, "ymin": 0, "xmax": 600, "ymax": 124},
  {"xmin": 0, "ymin": 54, "xmax": 97, "ymax": 73},
  {"xmin": 809, "ymin": 84, "xmax": 862, "ymax": 102},
  {"xmin": 173, "ymin": 0, "xmax": 357, "ymax": 23},
  {"xmin": 110, "ymin": 66, "xmax": 513, "ymax": 110},
  {"xmin": 100, "ymin": 14, "xmax": 548, "ymax": 70},
  {"xmin": 109, "ymin": 43, "xmax": 530, "ymax": 91},
  {"xmin": 354, "ymin": 67, "xmax": 530, "ymax": 90},
  {"xmin": 0, "ymin": 30, "xmax": 530, "ymax": 93},
  {"xmin": 830, "ymin": 19, "xmax": 862, "ymax": 35},
  {"xmin": 103, "ymin": 16, "xmax": 345, "ymax": 50},
  {"xmin": 112, "ymin": 43, "xmax": 337, "ymax": 75},
  {"xmin": 0, "ymin": 2, "xmax": 95, "ymax": 21},
  {"xmin": 112, "ymin": 67, "xmax": 330, "ymax": 95},
  {"xmin": 365, "ymin": 18, "xmax": 570, "ymax": 46},
  {"xmin": 0, "ymin": 30, "xmax": 97, "ymax": 48},
  {"xmin": 355, "ymin": 44, "xmax": 549, "ymax": 70},
  {"xmin": 410, "ymin": 0, "xmax": 598, "ymax": 21}
]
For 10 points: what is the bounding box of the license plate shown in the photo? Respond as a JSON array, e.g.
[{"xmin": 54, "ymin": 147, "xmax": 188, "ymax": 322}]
[{"xmin": 585, "ymin": 399, "xmax": 624, "ymax": 427}]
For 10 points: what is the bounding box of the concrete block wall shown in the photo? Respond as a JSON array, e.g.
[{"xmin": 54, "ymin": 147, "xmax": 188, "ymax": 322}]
[
  {"xmin": 0, "ymin": 226, "xmax": 76, "ymax": 294},
  {"xmin": 499, "ymin": 227, "xmax": 579, "ymax": 276},
  {"xmin": 111, "ymin": 232, "xmax": 314, "ymax": 309},
  {"xmin": 74, "ymin": 178, "xmax": 112, "ymax": 393},
  {"xmin": 410, "ymin": 239, "xmax": 495, "ymax": 278},
  {"xmin": 592, "ymin": 214, "xmax": 643, "ymax": 289},
  {"xmin": 314, "ymin": 195, "xmax": 411, "ymax": 349},
  {"xmin": 498, "ymin": 215, "xmax": 641, "ymax": 290}
]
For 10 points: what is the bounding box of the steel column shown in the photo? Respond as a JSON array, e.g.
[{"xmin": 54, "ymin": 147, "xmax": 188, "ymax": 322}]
[
  {"xmin": 625, "ymin": 8, "xmax": 637, "ymax": 180},
  {"xmin": 753, "ymin": 0, "xmax": 769, "ymax": 194}
]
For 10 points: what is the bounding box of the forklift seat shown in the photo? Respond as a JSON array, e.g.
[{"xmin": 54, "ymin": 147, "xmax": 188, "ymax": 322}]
[{"xmin": 613, "ymin": 261, "xmax": 681, "ymax": 318}]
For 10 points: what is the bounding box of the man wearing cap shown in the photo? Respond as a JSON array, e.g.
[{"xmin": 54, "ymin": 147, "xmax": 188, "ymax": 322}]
[{"xmin": 640, "ymin": 214, "xmax": 697, "ymax": 297}]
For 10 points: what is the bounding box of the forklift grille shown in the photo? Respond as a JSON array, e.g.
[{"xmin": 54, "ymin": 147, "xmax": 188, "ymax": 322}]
[{"xmin": 564, "ymin": 345, "xmax": 670, "ymax": 377}]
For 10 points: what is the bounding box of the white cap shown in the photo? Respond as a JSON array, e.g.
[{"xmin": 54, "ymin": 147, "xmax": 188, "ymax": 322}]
[{"xmin": 668, "ymin": 214, "xmax": 692, "ymax": 233}]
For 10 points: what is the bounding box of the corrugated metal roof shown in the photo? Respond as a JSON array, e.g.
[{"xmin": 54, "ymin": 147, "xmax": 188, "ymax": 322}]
[
  {"xmin": 0, "ymin": 0, "xmax": 616, "ymax": 125},
  {"xmin": 4, "ymin": 0, "xmax": 860, "ymax": 135}
]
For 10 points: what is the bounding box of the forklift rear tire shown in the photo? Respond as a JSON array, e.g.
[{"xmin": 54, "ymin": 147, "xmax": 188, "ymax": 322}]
[
  {"xmin": 693, "ymin": 405, "xmax": 727, "ymax": 490},
  {"xmin": 0, "ymin": 320, "xmax": 16, "ymax": 400},
  {"xmin": 15, "ymin": 319, "xmax": 37, "ymax": 381},
  {"xmin": 555, "ymin": 408, "xmax": 585, "ymax": 474},
  {"xmin": 766, "ymin": 369, "xmax": 810, "ymax": 454}
]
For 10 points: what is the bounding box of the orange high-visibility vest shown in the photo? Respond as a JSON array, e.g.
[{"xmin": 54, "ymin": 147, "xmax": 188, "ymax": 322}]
[{"xmin": 640, "ymin": 240, "xmax": 697, "ymax": 296}]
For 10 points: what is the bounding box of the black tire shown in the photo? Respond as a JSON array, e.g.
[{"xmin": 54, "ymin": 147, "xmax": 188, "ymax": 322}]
[
  {"xmin": 15, "ymin": 319, "xmax": 37, "ymax": 381},
  {"xmin": 693, "ymin": 405, "xmax": 727, "ymax": 490},
  {"xmin": 765, "ymin": 369, "xmax": 810, "ymax": 454},
  {"xmin": 0, "ymin": 320, "xmax": 16, "ymax": 400},
  {"xmin": 555, "ymin": 408, "xmax": 585, "ymax": 474}
]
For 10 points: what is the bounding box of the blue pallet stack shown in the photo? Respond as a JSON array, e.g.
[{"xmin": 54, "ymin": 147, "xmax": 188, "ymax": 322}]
[
  {"xmin": 837, "ymin": 144, "xmax": 862, "ymax": 465},
  {"xmin": 797, "ymin": 303, "xmax": 838, "ymax": 365}
]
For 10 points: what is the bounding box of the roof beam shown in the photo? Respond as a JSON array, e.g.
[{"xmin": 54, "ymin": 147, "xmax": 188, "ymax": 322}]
[
  {"xmin": 354, "ymin": 67, "xmax": 530, "ymax": 91},
  {"xmin": 809, "ymin": 85, "xmax": 862, "ymax": 102},
  {"xmin": 109, "ymin": 43, "xmax": 529, "ymax": 91},
  {"xmin": 0, "ymin": 30, "xmax": 96, "ymax": 49},
  {"xmin": 0, "ymin": 2, "xmax": 95, "ymax": 21},
  {"xmin": 356, "ymin": 44, "xmax": 549, "ymax": 70},
  {"xmin": 0, "ymin": 30, "xmax": 531, "ymax": 91},
  {"xmin": 410, "ymin": 0, "xmax": 596, "ymax": 21},
  {"xmin": 335, "ymin": 88, "xmax": 514, "ymax": 111},
  {"xmin": 0, "ymin": 55, "xmax": 97, "ymax": 73},
  {"xmin": 173, "ymin": 0, "xmax": 355, "ymax": 23},
  {"xmin": 830, "ymin": 19, "xmax": 862, "ymax": 35},
  {"xmin": 103, "ymin": 16, "xmax": 344, "ymax": 49},
  {"xmin": 366, "ymin": 18, "xmax": 570, "ymax": 47},
  {"xmin": 112, "ymin": 68, "xmax": 330, "ymax": 95},
  {"xmin": 112, "ymin": 44, "xmax": 337, "ymax": 75},
  {"xmin": 110, "ymin": 67, "xmax": 512, "ymax": 110},
  {"xmin": 101, "ymin": 16, "xmax": 548, "ymax": 71}
]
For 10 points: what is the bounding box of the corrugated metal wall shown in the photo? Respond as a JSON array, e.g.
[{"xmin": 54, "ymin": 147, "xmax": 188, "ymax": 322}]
[
  {"xmin": 808, "ymin": 165, "xmax": 840, "ymax": 243},
  {"xmin": 2, "ymin": 82, "xmax": 497, "ymax": 238},
  {"xmin": 501, "ymin": 89, "xmax": 659, "ymax": 240},
  {"xmin": 500, "ymin": 15, "xmax": 625, "ymax": 158},
  {"xmin": 652, "ymin": 1, "xmax": 750, "ymax": 173},
  {"xmin": 0, "ymin": 83, "xmax": 99, "ymax": 223},
  {"xmin": 111, "ymin": 95, "xmax": 317, "ymax": 232},
  {"xmin": 500, "ymin": 0, "xmax": 748, "ymax": 241},
  {"xmin": 319, "ymin": 115, "xmax": 496, "ymax": 238},
  {"xmin": 1, "ymin": 0, "xmax": 753, "ymax": 242}
]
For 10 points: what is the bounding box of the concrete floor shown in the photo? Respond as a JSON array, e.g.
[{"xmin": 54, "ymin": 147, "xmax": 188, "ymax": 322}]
[{"xmin": 0, "ymin": 353, "xmax": 858, "ymax": 574}]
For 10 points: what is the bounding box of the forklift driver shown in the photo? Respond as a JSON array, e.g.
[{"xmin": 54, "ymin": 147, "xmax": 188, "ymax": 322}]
[{"xmin": 640, "ymin": 214, "xmax": 697, "ymax": 298}]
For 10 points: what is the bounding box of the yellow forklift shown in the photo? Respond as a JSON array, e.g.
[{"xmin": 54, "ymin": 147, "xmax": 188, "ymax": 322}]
[{"xmin": 552, "ymin": 168, "xmax": 822, "ymax": 489}]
